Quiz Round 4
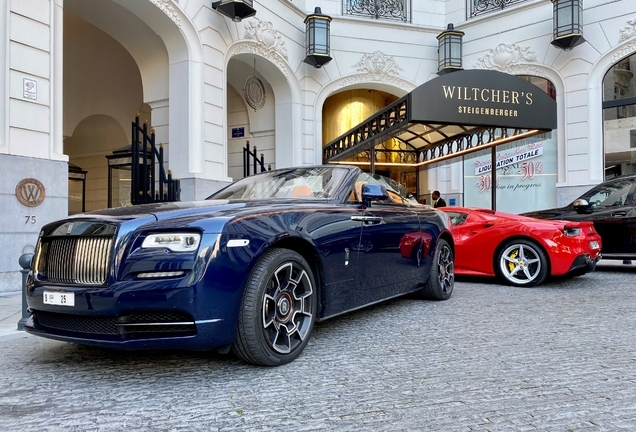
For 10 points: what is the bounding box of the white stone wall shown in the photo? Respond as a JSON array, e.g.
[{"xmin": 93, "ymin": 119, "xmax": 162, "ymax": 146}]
[
  {"xmin": 0, "ymin": 0, "xmax": 6, "ymax": 154},
  {"xmin": 0, "ymin": 0, "xmax": 67, "ymax": 292}
]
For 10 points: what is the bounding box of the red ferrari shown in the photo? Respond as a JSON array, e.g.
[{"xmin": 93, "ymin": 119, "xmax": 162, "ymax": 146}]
[{"xmin": 439, "ymin": 207, "xmax": 602, "ymax": 287}]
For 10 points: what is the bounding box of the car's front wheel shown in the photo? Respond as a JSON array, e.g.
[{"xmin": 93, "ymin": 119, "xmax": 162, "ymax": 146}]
[
  {"xmin": 232, "ymin": 248, "xmax": 317, "ymax": 366},
  {"xmin": 496, "ymin": 239, "xmax": 548, "ymax": 287},
  {"xmin": 418, "ymin": 238, "xmax": 454, "ymax": 300}
]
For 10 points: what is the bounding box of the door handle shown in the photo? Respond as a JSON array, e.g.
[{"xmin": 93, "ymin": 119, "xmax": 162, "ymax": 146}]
[
  {"xmin": 611, "ymin": 211, "xmax": 628, "ymax": 217},
  {"xmin": 351, "ymin": 215, "xmax": 383, "ymax": 224}
]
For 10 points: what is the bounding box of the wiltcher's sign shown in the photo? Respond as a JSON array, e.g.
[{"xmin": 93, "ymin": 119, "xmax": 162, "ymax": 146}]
[{"xmin": 409, "ymin": 70, "xmax": 557, "ymax": 131}]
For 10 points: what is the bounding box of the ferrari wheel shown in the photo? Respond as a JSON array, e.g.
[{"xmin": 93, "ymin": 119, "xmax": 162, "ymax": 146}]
[
  {"xmin": 496, "ymin": 239, "xmax": 548, "ymax": 287},
  {"xmin": 419, "ymin": 239, "xmax": 454, "ymax": 300},
  {"xmin": 232, "ymin": 248, "xmax": 317, "ymax": 366}
]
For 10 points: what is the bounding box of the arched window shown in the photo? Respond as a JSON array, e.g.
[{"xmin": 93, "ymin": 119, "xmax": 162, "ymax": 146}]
[{"xmin": 603, "ymin": 53, "xmax": 636, "ymax": 179}]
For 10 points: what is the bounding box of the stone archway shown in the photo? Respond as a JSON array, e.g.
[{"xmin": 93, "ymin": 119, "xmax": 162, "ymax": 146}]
[
  {"xmin": 588, "ymin": 40, "xmax": 636, "ymax": 183},
  {"xmin": 314, "ymin": 79, "xmax": 413, "ymax": 165},
  {"xmin": 227, "ymin": 23, "xmax": 302, "ymax": 171},
  {"xmin": 62, "ymin": 9, "xmax": 148, "ymax": 211},
  {"xmin": 64, "ymin": 115, "xmax": 129, "ymax": 211},
  {"xmin": 64, "ymin": 0, "xmax": 204, "ymax": 179}
]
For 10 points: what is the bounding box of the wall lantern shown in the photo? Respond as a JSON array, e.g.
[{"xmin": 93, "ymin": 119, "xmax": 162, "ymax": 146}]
[
  {"xmin": 211, "ymin": 0, "xmax": 256, "ymax": 22},
  {"xmin": 303, "ymin": 7, "xmax": 332, "ymax": 68},
  {"xmin": 551, "ymin": 0, "xmax": 585, "ymax": 50},
  {"xmin": 437, "ymin": 23, "xmax": 464, "ymax": 75}
]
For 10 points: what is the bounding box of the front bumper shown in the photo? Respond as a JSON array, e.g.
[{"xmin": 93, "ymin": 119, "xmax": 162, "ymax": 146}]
[{"xmin": 24, "ymin": 278, "xmax": 240, "ymax": 350}]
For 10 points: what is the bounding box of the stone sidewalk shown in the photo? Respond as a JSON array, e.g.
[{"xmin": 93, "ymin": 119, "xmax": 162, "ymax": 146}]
[{"xmin": 0, "ymin": 291, "xmax": 27, "ymax": 342}]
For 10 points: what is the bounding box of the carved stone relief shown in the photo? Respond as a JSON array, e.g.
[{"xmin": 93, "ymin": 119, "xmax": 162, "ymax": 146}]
[
  {"xmin": 613, "ymin": 39, "xmax": 636, "ymax": 62},
  {"xmin": 243, "ymin": 19, "xmax": 289, "ymax": 61},
  {"xmin": 233, "ymin": 19, "xmax": 289, "ymax": 79},
  {"xmin": 354, "ymin": 51, "xmax": 403, "ymax": 76},
  {"xmin": 473, "ymin": 43, "xmax": 546, "ymax": 78},
  {"xmin": 339, "ymin": 51, "xmax": 412, "ymax": 91},
  {"xmin": 147, "ymin": 0, "xmax": 181, "ymax": 28},
  {"xmin": 233, "ymin": 43, "xmax": 289, "ymax": 79},
  {"xmin": 619, "ymin": 19, "xmax": 636, "ymax": 42}
]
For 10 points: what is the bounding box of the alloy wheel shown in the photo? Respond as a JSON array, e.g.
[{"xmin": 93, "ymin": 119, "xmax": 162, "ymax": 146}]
[
  {"xmin": 499, "ymin": 243, "xmax": 542, "ymax": 285},
  {"xmin": 261, "ymin": 261, "xmax": 314, "ymax": 354},
  {"xmin": 437, "ymin": 244, "xmax": 455, "ymax": 294}
]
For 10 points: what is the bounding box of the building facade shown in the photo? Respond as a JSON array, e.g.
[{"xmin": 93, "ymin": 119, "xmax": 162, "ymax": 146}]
[{"xmin": 1, "ymin": 0, "xmax": 636, "ymax": 291}]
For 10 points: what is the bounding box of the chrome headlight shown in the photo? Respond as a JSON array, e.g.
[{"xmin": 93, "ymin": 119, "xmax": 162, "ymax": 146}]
[{"xmin": 141, "ymin": 233, "xmax": 201, "ymax": 252}]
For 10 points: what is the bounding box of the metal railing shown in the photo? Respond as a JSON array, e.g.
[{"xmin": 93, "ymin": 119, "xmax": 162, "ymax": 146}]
[
  {"xmin": 130, "ymin": 115, "xmax": 180, "ymax": 204},
  {"xmin": 467, "ymin": 0, "xmax": 531, "ymax": 19},
  {"xmin": 243, "ymin": 141, "xmax": 271, "ymax": 177},
  {"xmin": 343, "ymin": 0, "xmax": 409, "ymax": 23}
]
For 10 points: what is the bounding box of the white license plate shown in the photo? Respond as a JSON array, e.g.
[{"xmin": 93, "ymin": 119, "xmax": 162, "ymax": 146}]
[
  {"xmin": 43, "ymin": 291, "xmax": 75, "ymax": 307},
  {"xmin": 589, "ymin": 241, "xmax": 600, "ymax": 250}
]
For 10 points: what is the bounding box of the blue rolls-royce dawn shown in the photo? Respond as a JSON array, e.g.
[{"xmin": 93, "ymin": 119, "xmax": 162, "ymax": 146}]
[{"xmin": 25, "ymin": 165, "xmax": 455, "ymax": 366}]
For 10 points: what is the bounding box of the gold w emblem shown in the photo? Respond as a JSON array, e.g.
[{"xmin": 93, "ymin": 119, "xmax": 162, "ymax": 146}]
[{"xmin": 15, "ymin": 178, "xmax": 46, "ymax": 207}]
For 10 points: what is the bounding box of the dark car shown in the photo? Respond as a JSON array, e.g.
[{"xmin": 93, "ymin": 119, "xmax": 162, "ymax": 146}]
[
  {"xmin": 523, "ymin": 174, "xmax": 636, "ymax": 261},
  {"xmin": 25, "ymin": 166, "xmax": 455, "ymax": 366}
]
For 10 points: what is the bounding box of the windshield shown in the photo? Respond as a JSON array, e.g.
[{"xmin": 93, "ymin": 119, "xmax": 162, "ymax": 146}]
[
  {"xmin": 351, "ymin": 172, "xmax": 423, "ymax": 207},
  {"xmin": 209, "ymin": 167, "xmax": 350, "ymax": 200},
  {"xmin": 582, "ymin": 179, "xmax": 634, "ymax": 208}
]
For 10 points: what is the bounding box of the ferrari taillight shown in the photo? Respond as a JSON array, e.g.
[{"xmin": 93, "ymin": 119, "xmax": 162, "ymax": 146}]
[{"xmin": 563, "ymin": 225, "xmax": 581, "ymax": 237}]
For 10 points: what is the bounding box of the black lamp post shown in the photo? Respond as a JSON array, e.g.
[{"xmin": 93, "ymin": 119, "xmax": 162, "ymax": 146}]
[
  {"xmin": 551, "ymin": 0, "xmax": 585, "ymax": 50},
  {"xmin": 211, "ymin": 0, "xmax": 256, "ymax": 22},
  {"xmin": 303, "ymin": 7, "xmax": 332, "ymax": 68},
  {"xmin": 437, "ymin": 23, "xmax": 464, "ymax": 75}
]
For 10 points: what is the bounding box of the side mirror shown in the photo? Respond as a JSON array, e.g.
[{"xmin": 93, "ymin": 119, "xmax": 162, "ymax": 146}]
[
  {"xmin": 361, "ymin": 184, "xmax": 388, "ymax": 206},
  {"xmin": 573, "ymin": 198, "xmax": 589, "ymax": 207},
  {"xmin": 573, "ymin": 198, "xmax": 591, "ymax": 213}
]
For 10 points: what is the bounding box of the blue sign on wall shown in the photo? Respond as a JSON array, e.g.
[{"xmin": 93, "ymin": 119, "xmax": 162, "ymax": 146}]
[
  {"xmin": 449, "ymin": 198, "xmax": 456, "ymax": 206},
  {"xmin": 232, "ymin": 127, "xmax": 245, "ymax": 138}
]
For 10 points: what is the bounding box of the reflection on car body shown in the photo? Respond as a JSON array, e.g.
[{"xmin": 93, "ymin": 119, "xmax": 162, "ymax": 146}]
[{"xmin": 25, "ymin": 165, "xmax": 455, "ymax": 366}]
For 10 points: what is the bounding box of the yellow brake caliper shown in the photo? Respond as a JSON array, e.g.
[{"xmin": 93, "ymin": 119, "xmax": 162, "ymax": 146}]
[{"xmin": 508, "ymin": 250, "xmax": 519, "ymax": 272}]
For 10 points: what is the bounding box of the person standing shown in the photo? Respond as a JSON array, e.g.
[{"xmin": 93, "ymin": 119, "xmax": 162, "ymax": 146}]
[{"xmin": 432, "ymin": 190, "xmax": 446, "ymax": 208}]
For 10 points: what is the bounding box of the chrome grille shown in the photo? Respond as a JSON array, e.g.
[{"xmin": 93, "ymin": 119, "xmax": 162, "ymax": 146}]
[{"xmin": 37, "ymin": 236, "xmax": 113, "ymax": 285}]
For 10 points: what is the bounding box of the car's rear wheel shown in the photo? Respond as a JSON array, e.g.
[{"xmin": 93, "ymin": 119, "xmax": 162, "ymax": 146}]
[
  {"xmin": 418, "ymin": 238, "xmax": 454, "ymax": 300},
  {"xmin": 232, "ymin": 248, "xmax": 317, "ymax": 366},
  {"xmin": 496, "ymin": 239, "xmax": 548, "ymax": 287}
]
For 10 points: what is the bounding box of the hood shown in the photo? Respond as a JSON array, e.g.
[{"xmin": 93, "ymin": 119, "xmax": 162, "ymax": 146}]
[
  {"xmin": 55, "ymin": 199, "xmax": 336, "ymax": 233},
  {"xmin": 521, "ymin": 207, "xmax": 568, "ymax": 220},
  {"xmin": 74, "ymin": 200, "xmax": 246, "ymax": 221}
]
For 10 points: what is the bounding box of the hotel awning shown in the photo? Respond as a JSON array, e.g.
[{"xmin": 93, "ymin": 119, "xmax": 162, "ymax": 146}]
[{"xmin": 323, "ymin": 70, "xmax": 557, "ymax": 166}]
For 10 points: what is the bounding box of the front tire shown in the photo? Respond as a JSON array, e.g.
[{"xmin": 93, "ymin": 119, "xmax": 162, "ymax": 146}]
[
  {"xmin": 496, "ymin": 239, "xmax": 548, "ymax": 287},
  {"xmin": 232, "ymin": 248, "xmax": 317, "ymax": 366},
  {"xmin": 419, "ymin": 238, "xmax": 454, "ymax": 300}
]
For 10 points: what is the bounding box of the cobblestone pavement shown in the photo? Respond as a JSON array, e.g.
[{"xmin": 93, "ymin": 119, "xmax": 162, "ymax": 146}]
[{"xmin": 0, "ymin": 263, "xmax": 634, "ymax": 431}]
